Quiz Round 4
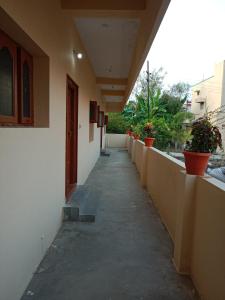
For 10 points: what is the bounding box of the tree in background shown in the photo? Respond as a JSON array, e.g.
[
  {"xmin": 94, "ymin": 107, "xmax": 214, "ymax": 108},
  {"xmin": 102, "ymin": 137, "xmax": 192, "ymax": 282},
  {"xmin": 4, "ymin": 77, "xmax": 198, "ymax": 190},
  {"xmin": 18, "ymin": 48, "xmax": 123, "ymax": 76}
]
[
  {"xmin": 131, "ymin": 67, "xmax": 166, "ymax": 100},
  {"xmin": 107, "ymin": 68, "xmax": 194, "ymax": 151},
  {"xmin": 122, "ymin": 68, "xmax": 167, "ymax": 125},
  {"xmin": 106, "ymin": 112, "xmax": 130, "ymax": 134}
]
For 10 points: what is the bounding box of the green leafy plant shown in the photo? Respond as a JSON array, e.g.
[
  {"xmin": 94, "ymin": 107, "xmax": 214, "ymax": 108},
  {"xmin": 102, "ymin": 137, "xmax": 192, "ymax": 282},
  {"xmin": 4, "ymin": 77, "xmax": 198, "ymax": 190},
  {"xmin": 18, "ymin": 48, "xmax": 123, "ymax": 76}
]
[
  {"xmin": 151, "ymin": 117, "xmax": 171, "ymax": 150},
  {"xmin": 128, "ymin": 124, "xmax": 134, "ymax": 132},
  {"xmin": 185, "ymin": 117, "xmax": 222, "ymax": 153},
  {"xmin": 133, "ymin": 124, "xmax": 142, "ymax": 137}
]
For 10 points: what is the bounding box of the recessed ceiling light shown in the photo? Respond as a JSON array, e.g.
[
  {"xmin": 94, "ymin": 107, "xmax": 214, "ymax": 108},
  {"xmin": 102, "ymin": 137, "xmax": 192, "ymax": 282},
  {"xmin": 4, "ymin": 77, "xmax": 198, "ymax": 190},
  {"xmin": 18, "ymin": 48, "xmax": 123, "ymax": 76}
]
[
  {"xmin": 77, "ymin": 53, "xmax": 83, "ymax": 59},
  {"xmin": 73, "ymin": 50, "xmax": 84, "ymax": 60}
]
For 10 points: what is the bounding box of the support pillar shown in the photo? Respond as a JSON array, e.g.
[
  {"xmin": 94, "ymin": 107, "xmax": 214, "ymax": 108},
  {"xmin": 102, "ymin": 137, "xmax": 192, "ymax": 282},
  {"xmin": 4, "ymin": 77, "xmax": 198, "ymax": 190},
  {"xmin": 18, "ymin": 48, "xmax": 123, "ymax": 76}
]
[{"xmin": 173, "ymin": 171, "xmax": 197, "ymax": 274}]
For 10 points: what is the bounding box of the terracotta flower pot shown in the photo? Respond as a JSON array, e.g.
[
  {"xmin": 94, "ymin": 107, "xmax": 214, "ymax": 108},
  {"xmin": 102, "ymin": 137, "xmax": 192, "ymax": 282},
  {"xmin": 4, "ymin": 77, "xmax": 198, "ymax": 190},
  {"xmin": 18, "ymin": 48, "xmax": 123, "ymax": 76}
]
[
  {"xmin": 144, "ymin": 137, "xmax": 155, "ymax": 147},
  {"xmin": 183, "ymin": 151, "xmax": 211, "ymax": 176}
]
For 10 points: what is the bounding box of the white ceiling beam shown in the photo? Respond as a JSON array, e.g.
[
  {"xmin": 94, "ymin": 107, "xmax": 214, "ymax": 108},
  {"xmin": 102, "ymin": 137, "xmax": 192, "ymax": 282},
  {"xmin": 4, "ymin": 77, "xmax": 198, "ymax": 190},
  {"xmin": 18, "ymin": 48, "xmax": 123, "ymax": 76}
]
[
  {"xmin": 97, "ymin": 77, "xmax": 128, "ymax": 85},
  {"xmin": 101, "ymin": 90, "xmax": 125, "ymax": 97}
]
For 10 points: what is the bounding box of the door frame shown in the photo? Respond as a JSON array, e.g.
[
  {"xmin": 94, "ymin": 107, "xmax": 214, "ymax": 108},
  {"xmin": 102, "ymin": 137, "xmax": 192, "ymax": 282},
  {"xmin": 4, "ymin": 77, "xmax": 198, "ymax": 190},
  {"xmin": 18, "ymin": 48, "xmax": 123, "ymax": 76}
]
[{"xmin": 65, "ymin": 75, "xmax": 78, "ymax": 201}]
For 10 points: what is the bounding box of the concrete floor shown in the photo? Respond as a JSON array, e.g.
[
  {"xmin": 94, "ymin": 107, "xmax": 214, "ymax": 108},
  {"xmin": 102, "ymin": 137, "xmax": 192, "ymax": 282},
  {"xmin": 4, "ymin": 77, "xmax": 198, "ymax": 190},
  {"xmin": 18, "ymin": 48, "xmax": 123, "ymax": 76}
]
[{"xmin": 21, "ymin": 149, "xmax": 197, "ymax": 300}]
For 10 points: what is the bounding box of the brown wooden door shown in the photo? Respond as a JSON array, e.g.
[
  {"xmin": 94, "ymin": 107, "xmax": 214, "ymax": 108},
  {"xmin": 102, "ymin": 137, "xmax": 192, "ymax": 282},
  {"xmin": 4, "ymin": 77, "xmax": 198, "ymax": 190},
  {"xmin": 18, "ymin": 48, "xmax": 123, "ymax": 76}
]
[{"xmin": 65, "ymin": 76, "xmax": 78, "ymax": 200}]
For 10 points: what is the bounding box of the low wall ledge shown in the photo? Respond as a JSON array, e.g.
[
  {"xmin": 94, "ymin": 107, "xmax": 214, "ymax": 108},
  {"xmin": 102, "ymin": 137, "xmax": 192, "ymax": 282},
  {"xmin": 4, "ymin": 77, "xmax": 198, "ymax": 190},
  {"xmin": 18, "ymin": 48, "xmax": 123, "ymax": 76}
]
[{"xmin": 147, "ymin": 147, "xmax": 185, "ymax": 168}]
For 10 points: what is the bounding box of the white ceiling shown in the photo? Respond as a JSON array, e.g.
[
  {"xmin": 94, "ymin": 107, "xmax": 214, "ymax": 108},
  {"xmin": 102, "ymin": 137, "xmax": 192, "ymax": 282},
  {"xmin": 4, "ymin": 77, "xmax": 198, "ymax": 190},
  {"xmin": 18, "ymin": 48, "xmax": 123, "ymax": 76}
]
[
  {"xmin": 75, "ymin": 18, "xmax": 140, "ymax": 78},
  {"xmin": 66, "ymin": 0, "xmax": 171, "ymax": 111},
  {"xmin": 104, "ymin": 95, "xmax": 124, "ymax": 102},
  {"xmin": 100, "ymin": 84, "xmax": 126, "ymax": 91}
]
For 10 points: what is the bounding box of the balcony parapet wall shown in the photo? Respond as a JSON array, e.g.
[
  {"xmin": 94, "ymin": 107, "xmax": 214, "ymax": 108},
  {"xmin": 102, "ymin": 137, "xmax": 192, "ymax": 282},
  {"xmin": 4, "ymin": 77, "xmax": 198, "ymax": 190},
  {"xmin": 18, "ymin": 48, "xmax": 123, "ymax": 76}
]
[
  {"xmin": 105, "ymin": 133, "xmax": 128, "ymax": 148},
  {"xmin": 126, "ymin": 135, "xmax": 225, "ymax": 300}
]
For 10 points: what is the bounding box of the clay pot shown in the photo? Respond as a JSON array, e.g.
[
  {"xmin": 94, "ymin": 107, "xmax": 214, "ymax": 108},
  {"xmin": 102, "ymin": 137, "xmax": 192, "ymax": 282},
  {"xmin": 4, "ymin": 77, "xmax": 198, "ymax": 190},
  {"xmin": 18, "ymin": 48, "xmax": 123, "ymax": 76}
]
[
  {"xmin": 144, "ymin": 137, "xmax": 155, "ymax": 147},
  {"xmin": 183, "ymin": 151, "xmax": 211, "ymax": 176}
]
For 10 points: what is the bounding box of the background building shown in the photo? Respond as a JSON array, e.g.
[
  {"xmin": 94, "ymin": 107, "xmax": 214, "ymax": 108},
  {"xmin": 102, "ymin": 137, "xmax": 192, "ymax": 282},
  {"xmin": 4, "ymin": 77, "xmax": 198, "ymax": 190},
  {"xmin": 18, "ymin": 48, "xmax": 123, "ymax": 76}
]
[{"xmin": 191, "ymin": 60, "xmax": 225, "ymax": 147}]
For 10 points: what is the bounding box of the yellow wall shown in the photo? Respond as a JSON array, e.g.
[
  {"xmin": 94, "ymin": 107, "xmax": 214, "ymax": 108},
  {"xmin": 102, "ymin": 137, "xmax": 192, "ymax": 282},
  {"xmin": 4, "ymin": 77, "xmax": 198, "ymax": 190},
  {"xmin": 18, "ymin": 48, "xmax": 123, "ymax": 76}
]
[
  {"xmin": 127, "ymin": 138, "xmax": 225, "ymax": 299},
  {"xmin": 106, "ymin": 133, "xmax": 127, "ymax": 148},
  {"xmin": 146, "ymin": 148, "xmax": 185, "ymax": 240},
  {"xmin": 191, "ymin": 61, "xmax": 225, "ymax": 118},
  {"xmin": 191, "ymin": 177, "xmax": 225, "ymax": 300},
  {"xmin": 134, "ymin": 140, "xmax": 145, "ymax": 174},
  {"xmin": 0, "ymin": 1, "xmax": 105, "ymax": 299},
  {"xmin": 191, "ymin": 61, "xmax": 225, "ymax": 147}
]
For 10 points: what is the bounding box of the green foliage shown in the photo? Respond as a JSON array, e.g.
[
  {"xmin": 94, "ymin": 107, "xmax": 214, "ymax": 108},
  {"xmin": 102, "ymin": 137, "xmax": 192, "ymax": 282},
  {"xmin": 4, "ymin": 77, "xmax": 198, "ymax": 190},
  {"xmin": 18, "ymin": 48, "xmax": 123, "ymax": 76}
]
[
  {"xmin": 166, "ymin": 82, "xmax": 190, "ymax": 101},
  {"xmin": 160, "ymin": 93, "xmax": 185, "ymax": 116},
  {"xmin": 151, "ymin": 117, "xmax": 171, "ymax": 150},
  {"xmin": 131, "ymin": 67, "xmax": 166, "ymax": 100},
  {"xmin": 106, "ymin": 112, "xmax": 130, "ymax": 134},
  {"xmin": 108, "ymin": 68, "xmax": 194, "ymax": 150},
  {"xmin": 122, "ymin": 68, "xmax": 194, "ymax": 151},
  {"xmin": 170, "ymin": 112, "xmax": 194, "ymax": 145},
  {"xmin": 122, "ymin": 101, "xmax": 136, "ymax": 122},
  {"xmin": 185, "ymin": 117, "xmax": 222, "ymax": 153},
  {"xmin": 133, "ymin": 124, "xmax": 142, "ymax": 136}
]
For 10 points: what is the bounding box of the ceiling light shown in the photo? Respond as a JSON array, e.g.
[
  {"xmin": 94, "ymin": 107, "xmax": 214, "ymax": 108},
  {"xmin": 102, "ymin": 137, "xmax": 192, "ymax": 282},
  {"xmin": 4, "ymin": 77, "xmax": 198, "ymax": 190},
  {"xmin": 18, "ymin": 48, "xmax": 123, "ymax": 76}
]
[
  {"xmin": 73, "ymin": 50, "xmax": 83, "ymax": 60},
  {"xmin": 77, "ymin": 53, "xmax": 83, "ymax": 59}
]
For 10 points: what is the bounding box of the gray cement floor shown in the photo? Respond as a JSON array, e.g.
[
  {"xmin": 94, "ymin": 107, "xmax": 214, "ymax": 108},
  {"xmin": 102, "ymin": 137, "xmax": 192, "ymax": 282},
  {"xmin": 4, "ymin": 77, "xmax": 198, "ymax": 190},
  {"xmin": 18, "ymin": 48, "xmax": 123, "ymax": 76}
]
[{"xmin": 21, "ymin": 149, "xmax": 197, "ymax": 300}]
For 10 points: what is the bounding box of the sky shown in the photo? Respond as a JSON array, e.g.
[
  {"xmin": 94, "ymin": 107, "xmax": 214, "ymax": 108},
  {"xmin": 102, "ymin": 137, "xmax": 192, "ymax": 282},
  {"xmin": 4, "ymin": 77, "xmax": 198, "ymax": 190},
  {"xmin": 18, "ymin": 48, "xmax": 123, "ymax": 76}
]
[{"xmin": 141, "ymin": 0, "xmax": 225, "ymax": 88}]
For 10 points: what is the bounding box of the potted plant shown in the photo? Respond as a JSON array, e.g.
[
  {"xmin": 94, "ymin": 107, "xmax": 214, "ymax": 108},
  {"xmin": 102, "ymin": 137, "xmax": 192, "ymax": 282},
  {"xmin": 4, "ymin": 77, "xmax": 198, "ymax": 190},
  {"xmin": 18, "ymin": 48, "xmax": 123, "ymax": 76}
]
[
  {"xmin": 126, "ymin": 125, "xmax": 133, "ymax": 136},
  {"xmin": 184, "ymin": 116, "xmax": 222, "ymax": 176},
  {"xmin": 143, "ymin": 122, "xmax": 156, "ymax": 147},
  {"xmin": 133, "ymin": 125, "xmax": 141, "ymax": 140}
]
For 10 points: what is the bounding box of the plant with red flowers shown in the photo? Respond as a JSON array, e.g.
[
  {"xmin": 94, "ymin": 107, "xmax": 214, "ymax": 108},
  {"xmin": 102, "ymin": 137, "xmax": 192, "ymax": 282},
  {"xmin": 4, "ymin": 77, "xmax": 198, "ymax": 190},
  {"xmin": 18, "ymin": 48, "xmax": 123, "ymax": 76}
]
[
  {"xmin": 143, "ymin": 122, "xmax": 156, "ymax": 138},
  {"xmin": 142, "ymin": 122, "xmax": 156, "ymax": 147}
]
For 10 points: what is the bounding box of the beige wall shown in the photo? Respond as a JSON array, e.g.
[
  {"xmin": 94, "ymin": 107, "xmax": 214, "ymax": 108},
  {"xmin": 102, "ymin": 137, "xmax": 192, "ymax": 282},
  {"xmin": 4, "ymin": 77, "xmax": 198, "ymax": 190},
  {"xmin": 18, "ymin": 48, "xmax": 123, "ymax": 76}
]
[
  {"xmin": 105, "ymin": 133, "xmax": 128, "ymax": 148},
  {"xmin": 0, "ymin": 1, "xmax": 105, "ymax": 300},
  {"xmin": 191, "ymin": 61, "xmax": 225, "ymax": 118},
  {"xmin": 191, "ymin": 177, "xmax": 225, "ymax": 300},
  {"xmin": 146, "ymin": 148, "xmax": 185, "ymax": 240},
  {"xmin": 134, "ymin": 140, "xmax": 145, "ymax": 174},
  {"xmin": 191, "ymin": 61, "xmax": 225, "ymax": 148},
  {"xmin": 127, "ymin": 135, "xmax": 225, "ymax": 300}
]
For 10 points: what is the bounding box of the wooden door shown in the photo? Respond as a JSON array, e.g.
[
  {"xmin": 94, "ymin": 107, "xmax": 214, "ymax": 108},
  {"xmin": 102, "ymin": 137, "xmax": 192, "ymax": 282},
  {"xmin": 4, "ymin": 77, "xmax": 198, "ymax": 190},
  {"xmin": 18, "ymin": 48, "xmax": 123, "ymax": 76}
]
[{"xmin": 65, "ymin": 76, "xmax": 78, "ymax": 200}]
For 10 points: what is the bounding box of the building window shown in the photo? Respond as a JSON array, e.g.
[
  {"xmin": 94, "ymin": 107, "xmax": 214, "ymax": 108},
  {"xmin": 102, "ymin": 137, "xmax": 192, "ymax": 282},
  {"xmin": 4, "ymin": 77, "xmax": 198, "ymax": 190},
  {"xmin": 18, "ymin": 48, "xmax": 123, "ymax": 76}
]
[
  {"xmin": 89, "ymin": 100, "xmax": 98, "ymax": 123},
  {"xmin": 200, "ymin": 102, "xmax": 204, "ymax": 110},
  {"xmin": 98, "ymin": 111, "xmax": 105, "ymax": 127},
  {"xmin": 19, "ymin": 48, "xmax": 33, "ymax": 124},
  {"xmin": 0, "ymin": 30, "xmax": 33, "ymax": 126}
]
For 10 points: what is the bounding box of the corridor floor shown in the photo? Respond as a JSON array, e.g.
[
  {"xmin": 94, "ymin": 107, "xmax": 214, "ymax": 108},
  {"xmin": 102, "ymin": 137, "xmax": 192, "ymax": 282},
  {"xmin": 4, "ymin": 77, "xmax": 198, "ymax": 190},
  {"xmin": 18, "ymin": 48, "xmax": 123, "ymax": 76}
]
[{"xmin": 21, "ymin": 149, "xmax": 197, "ymax": 300}]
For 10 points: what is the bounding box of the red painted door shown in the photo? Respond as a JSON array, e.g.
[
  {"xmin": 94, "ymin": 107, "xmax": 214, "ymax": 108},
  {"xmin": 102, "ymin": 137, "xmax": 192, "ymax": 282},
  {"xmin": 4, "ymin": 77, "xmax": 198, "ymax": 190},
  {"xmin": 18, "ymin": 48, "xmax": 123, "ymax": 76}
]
[{"xmin": 65, "ymin": 76, "xmax": 78, "ymax": 200}]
